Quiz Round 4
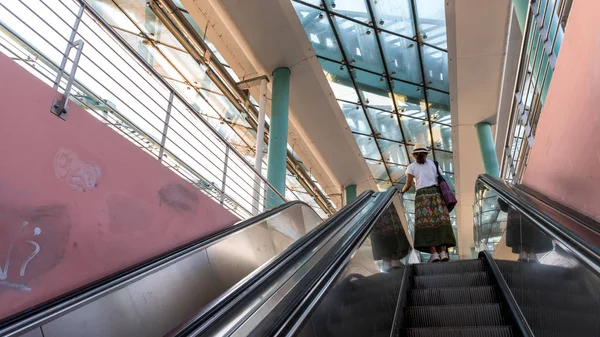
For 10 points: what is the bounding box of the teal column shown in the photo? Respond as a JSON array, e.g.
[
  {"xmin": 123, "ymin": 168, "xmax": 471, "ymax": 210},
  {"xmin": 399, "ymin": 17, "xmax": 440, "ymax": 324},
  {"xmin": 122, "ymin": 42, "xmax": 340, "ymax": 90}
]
[
  {"xmin": 266, "ymin": 67, "xmax": 291, "ymax": 208},
  {"xmin": 475, "ymin": 123, "xmax": 500, "ymax": 178},
  {"xmin": 512, "ymin": 0, "xmax": 528, "ymax": 32},
  {"xmin": 345, "ymin": 185, "xmax": 357, "ymax": 205}
]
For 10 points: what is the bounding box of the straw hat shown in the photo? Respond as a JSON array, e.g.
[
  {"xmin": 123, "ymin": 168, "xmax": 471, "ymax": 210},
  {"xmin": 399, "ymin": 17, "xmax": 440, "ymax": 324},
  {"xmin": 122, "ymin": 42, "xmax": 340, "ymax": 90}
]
[{"xmin": 412, "ymin": 144, "xmax": 429, "ymax": 154}]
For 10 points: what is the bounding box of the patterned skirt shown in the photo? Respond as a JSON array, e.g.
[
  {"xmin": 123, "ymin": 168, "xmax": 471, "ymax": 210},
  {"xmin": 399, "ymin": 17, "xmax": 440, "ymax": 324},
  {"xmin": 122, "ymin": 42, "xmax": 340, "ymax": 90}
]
[{"xmin": 413, "ymin": 186, "xmax": 456, "ymax": 252}]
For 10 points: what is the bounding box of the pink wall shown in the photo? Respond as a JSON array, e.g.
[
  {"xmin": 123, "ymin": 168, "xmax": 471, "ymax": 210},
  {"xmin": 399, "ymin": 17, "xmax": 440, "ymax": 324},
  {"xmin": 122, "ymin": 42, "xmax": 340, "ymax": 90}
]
[
  {"xmin": 0, "ymin": 53, "xmax": 239, "ymax": 319},
  {"xmin": 523, "ymin": 0, "xmax": 600, "ymax": 223}
]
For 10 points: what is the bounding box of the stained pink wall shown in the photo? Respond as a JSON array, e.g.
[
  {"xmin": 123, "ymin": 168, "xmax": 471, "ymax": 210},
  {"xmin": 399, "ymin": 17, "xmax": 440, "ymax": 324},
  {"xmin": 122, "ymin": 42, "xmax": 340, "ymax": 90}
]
[
  {"xmin": 523, "ymin": 0, "xmax": 600, "ymax": 222},
  {"xmin": 0, "ymin": 53, "xmax": 239, "ymax": 319}
]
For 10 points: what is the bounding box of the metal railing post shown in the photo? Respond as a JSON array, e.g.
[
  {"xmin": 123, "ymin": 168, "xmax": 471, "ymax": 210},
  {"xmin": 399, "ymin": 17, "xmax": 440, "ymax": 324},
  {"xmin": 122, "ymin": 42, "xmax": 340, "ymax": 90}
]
[
  {"xmin": 54, "ymin": 4, "xmax": 85, "ymax": 90},
  {"xmin": 159, "ymin": 92, "xmax": 175, "ymax": 162},
  {"xmin": 220, "ymin": 146, "xmax": 230, "ymax": 205},
  {"xmin": 51, "ymin": 39, "xmax": 84, "ymax": 120}
]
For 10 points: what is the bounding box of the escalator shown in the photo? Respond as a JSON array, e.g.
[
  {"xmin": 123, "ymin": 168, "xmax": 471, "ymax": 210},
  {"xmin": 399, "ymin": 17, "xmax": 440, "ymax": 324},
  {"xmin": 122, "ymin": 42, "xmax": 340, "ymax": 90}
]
[
  {"xmin": 7, "ymin": 175, "xmax": 600, "ymax": 337},
  {"xmin": 0, "ymin": 192, "xmax": 383, "ymax": 337},
  {"xmin": 166, "ymin": 175, "xmax": 600, "ymax": 337}
]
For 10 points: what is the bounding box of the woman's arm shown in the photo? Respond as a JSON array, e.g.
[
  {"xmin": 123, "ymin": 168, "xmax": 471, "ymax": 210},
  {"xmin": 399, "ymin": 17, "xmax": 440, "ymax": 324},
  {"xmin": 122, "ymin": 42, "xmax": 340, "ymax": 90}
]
[{"xmin": 401, "ymin": 174, "xmax": 414, "ymax": 193}]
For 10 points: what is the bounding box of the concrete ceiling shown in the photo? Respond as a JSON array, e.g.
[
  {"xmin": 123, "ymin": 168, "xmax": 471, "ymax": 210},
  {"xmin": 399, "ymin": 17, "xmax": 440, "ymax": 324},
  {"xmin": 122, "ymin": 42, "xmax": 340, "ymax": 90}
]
[
  {"xmin": 446, "ymin": 0, "xmax": 513, "ymax": 257},
  {"xmin": 182, "ymin": 0, "xmax": 378, "ymax": 208}
]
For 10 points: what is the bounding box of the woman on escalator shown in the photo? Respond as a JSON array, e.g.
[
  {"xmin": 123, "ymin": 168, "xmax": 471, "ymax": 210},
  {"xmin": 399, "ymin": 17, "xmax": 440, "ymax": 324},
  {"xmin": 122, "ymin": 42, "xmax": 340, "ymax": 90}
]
[{"xmin": 400, "ymin": 144, "xmax": 456, "ymax": 262}]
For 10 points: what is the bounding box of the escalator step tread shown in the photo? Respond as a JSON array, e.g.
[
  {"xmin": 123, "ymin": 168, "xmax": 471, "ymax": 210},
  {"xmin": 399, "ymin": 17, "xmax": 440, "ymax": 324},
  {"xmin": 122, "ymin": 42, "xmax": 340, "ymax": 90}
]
[
  {"xmin": 413, "ymin": 272, "xmax": 490, "ymax": 289},
  {"xmin": 413, "ymin": 260, "xmax": 485, "ymax": 276},
  {"xmin": 409, "ymin": 286, "xmax": 497, "ymax": 306},
  {"xmin": 405, "ymin": 304, "xmax": 505, "ymax": 328},
  {"xmin": 405, "ymin": 326, "xmax": 513, "ymax": 337}
]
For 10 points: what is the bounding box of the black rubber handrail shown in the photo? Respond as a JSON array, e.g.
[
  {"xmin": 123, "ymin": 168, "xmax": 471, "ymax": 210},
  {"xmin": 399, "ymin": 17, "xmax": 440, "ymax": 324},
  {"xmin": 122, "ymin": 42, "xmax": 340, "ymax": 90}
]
[
  {"xmin": 167, "ymin": 190, "xmax": 375, "ymax": 336},
  {"xmin": 389, "ymin": 262, "xmax": 412, "ymax": 337},
  {"xmin": 480, "ymin": 251, "xmax": 534, "ymax": 337},
  {"xmin": 0, "ymin": 199, "xmax": 319, "ymax": 336},
  {"xmin": 478, "ymin": 174, "xmax": 600, "ymax": 276},
  {"xmin": 267, "ymin": 188, "xmax": 399, "ymax": 337}
]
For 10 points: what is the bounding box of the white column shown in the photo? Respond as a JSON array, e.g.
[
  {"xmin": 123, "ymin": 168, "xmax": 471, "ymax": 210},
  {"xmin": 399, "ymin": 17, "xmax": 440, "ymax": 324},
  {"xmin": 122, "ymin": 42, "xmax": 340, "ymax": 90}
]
[{"xmin": 252, "ymin": 78, "xmax": 268, "ymax": 214}]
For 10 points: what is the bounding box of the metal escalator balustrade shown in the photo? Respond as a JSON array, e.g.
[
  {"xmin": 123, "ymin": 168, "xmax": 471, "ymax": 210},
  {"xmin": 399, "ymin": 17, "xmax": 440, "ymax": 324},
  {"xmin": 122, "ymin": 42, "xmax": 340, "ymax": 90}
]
[
  {"xmin": 474, "ymin": 174, "xmax": 600, "ymax": 337},
  {"xmin": 0, "ymin": 195, "xmax": 361, "ymax": 337},
  {"xmin": 167, "ymin": 188, "xmax": 407, "ymax": 337}
]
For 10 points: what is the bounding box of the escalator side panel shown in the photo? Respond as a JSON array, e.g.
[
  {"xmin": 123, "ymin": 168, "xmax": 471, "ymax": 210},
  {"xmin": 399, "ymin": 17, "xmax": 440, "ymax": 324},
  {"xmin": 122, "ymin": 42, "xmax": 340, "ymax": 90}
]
[{"xmin": 10, "ymin": 203, "xmax": 320, "ymax": 337}]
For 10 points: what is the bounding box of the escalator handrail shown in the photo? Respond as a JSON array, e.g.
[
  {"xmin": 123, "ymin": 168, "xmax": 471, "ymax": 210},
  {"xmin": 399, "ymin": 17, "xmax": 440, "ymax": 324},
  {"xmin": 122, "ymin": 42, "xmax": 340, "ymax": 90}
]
[
  {"xmin": 478, "ymin": 174, "xmax": 600, "ymax": 275},
  {"xmin": 167, "ymin": 190, "xmax": 376, "ymax": 336},
  {"xmin": 267, "ymin": 188, "xmax": 399, "ymax": 337},
  {"xmin": 0, "ymin": 199, "xmax": 320, "ymax": 336},
  {"xmin": 480, "ymin": 251, "xmax": 534, "ymax": 337}
]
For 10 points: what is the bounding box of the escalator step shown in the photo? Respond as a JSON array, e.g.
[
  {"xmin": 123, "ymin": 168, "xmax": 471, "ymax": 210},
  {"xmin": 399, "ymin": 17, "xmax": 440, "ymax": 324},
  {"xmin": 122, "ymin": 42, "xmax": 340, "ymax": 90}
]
[
  {"xmin": 413, "ymin": 260, "xmax": 485, "ymax": 276},
  {"xmin": 413, "ymin": 272, "xmax": 490, "ymax": 289},
  {"xmin": 405, "ymin": 326, "xmax": 513, "ymax": 337},
  {"xmin": 409, "ymin": 286, "xmax": 497, "ymax": 306},
  {"xmin": 405, "ymin": 304, "xmax": 505, "ymax": 328}
]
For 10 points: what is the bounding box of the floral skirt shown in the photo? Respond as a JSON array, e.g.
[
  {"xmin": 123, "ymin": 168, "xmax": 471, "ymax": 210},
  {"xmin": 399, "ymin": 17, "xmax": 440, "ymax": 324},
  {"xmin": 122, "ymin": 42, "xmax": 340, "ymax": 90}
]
[{"xmin": 413, "ymin": 186, "xmax": 456, "ymax": 252}]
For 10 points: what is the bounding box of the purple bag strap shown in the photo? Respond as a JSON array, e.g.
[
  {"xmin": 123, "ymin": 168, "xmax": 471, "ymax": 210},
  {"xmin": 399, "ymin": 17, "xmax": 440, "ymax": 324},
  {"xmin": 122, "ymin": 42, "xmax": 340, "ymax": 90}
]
[{"xmin": 434, "ymin": 160, "xmax": 442, "ymax": 183}]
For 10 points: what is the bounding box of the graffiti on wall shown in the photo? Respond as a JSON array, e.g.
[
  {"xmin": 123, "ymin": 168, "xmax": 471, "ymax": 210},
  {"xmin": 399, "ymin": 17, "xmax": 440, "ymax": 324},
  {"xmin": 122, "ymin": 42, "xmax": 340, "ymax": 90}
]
[{"xmin": 0, "ymin": 205, "xmax": 71, "ymax": 292}]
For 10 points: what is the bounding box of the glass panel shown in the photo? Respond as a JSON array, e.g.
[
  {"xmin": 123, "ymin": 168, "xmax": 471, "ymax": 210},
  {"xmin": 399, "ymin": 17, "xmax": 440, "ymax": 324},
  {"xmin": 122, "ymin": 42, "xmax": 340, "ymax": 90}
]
[
  {"xmin": 340, "ymin": 102, "xmax": 371, "ymax": 134},
  {"xmin": 325, "ymin": 0, "xmax": 369, "ymax": 23},
  {"xmin": 474, "ymin": 181, "xmax": 600, "ymax": 336},
  {"xmin": 400, "ymin": 116, "xmax": 431, "ymax": 146},
  {"xmin": 379, "ymin": 31, "xmax": 421, "ymax": 84},
  {"xmin": 378, "ymin": 139, "xmax": 410, "ymax": 165},
  {"xmin": 444, "ymin": 172, "xmax": 455, "ymax": 190},
  {"xmin": 366, "ymin": 159, "xmax": 388, "ymax": 181},
  {"xmin": 414, "ymin": 0, "xmax": 447, "ymax": 49},
  {"xmin": 296, "ymin": 202, "xmax": 411, "ymax": 334},
  {"xmin": 319, "ymin": 58, "xmax": 359, "ymax": 102},
  {"xmin": 354, "ymin": 69, "xmax": 394, "ymax": 110},
  {"xmin": 388, "ymin": 164, "xmax": 407, "ymax": 184},
  {"xmin": 372, "ymin": 0, "xmax": 415, "ymax": 37},
  {"xmin": 392, "ymin": 80, "xmax": 427, "ymax": 119},
  {"xmin": 293, "ymin": 2, "xmax": 344, "ymax": 61},
  {"xmin": 433, "ymin": 150, "xmax": 454, "ymax": 173},
  {"xmin": 421, "ymin": 45, "xmax": 449, "ymax": 91},
  {"xmin": 353, "ymin": 134, "xmax": 382, "ymax": 160},
  {"xmin": 332, "ymin": 16, "xmax": 384, "ymax": 73},
  {"xmin": 427, "ymin": 90, "xmax": 451, "ymax": 124},
  {"xmin": 366, "ymin": 108, "xmax": 403, "ymax": 141},
  {"xmin": 431, "ymin": 123, "xmax": 452, "ymax": 151},
  {"xmin": 377, "ymin": 179, "xmax": 393, "ymax": 191},
  {"xmin": 87, "ymin": 0, "xmax": 139, "ymax": 33}
]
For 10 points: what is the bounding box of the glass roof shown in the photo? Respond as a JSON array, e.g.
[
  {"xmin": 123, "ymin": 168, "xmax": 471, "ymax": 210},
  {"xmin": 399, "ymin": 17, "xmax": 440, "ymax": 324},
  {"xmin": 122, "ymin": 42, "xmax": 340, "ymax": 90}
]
[{"xmin": 292, "ymin": 0, "xmax": 454, "ymax": 190}]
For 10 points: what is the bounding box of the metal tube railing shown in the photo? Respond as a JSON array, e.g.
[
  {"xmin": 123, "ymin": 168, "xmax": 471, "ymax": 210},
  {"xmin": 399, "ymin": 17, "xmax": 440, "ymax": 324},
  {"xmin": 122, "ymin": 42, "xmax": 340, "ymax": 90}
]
[
  {"xmin": 0, "ymin": 0, "xmax": 288, "ymax": 218},
  {"xmin": 501, "ymin": 0, "xmax": 571, "ymax": 182}
]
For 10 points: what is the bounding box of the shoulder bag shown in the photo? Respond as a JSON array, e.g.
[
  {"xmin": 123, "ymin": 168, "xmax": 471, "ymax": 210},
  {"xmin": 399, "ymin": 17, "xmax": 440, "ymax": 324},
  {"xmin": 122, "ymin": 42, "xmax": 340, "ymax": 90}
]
[{"xmin": 434, "ymin": 161, "xmax": 457, "ymax": 212}]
